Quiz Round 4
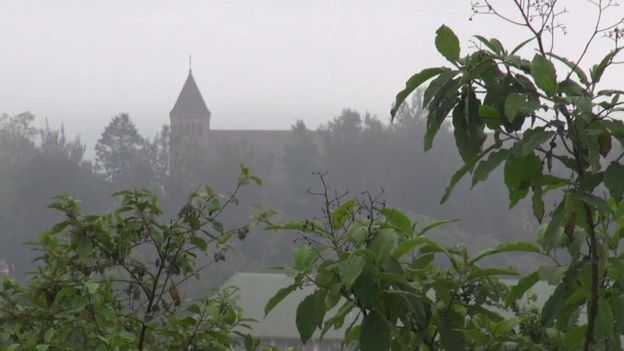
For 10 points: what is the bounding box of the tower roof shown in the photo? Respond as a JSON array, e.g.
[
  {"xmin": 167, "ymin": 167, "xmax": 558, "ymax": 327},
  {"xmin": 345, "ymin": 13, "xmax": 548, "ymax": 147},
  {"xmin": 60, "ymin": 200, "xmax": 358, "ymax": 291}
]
[{"xmin": 170, "ymin": 70, "xmax": 211, "ymax": 119}]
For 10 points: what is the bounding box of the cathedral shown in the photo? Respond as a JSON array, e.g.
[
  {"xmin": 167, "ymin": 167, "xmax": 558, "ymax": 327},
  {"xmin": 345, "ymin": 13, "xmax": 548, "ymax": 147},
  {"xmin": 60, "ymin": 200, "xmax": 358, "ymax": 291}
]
[{"xmin": 168, "ymin": 69, "xmax": 292, "ymax": 181}]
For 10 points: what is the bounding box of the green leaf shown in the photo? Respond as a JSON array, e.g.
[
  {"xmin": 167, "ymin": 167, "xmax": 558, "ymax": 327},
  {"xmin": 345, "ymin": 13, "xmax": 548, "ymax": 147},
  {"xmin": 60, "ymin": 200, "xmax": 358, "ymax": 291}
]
[
  {"xmin": 391, "ymin": 67, "xmax": 449, "ymax": 118},
  {"xmin": 44, "ymin": 328, "xmax": 55, "ymax": 343},
  {"xmin": 542, "ymin": 200, "xmax": 566, "ymax": 253},
  {"xmin": 532, "ymin": 181, "xmax": 545, "ymax": 222},
  {"xmin": 435, "ymin": 25, "xmax": 461, "ymax": 62},
  {"xmin": 415, "ymin": 219, "xmax": 459, "ymax": 236},
  {"xmin": 505, "ymin": 271, "xmax": 539, "ymax": 307},
  {"xmin": 266, "ymin": 220, "xmax": 326, "ymax": 235},
  {"xmin": 296, "ymin": 294, "xmax": 320, "ymax": 343},
  {"xmin": 468, "ymin": 267, "xmax": 518, "ymax": 280},
  {"xmin": 504, "ymin": 153, "xmax": 542, "ymax": 191},
  {"xmin": 345, "ymin": 325, "xmax": 361, "ymax": 345},
  {"xmin": 331, "ymin": 199, "xmax": 356, "ymax": 230},
  {"xmin": 590, "ymin": 48, "xmax": 622, "ymax": 84},
  {"xmin": 605, "ymin": 162, "xmax": 624, "ymax": 200},
  {"xmin": 394, "ymin": 237, "xmax": 430, "ymax": 259},
  {"xmin": 478, "ymin": 104, "xmax": 500, "ymax": 118},
  {"xmin": 353, "ymin": 268, "xmax": 379, "ymax": 308},
  {"xmin": 367, "ymin": 229, "xmax": 397, "ymax": 263},
  {"xmin": 322, "ymin": 301, "xmax": 354, "ymax": 337},
  {"xmin": 85, "ymin": 282, "xmax": 99, "ymax": 294},
  {"xmin": 452, "ymin": 87, "xmax": 486, "ymax": 163},
  {"xmin": 510, "ymin": 36, "xmax": 534, "ymax": 55},
  {"xmin": 492, "ymin": 318, "xmax": 519, "ymax": 336},
  {"xmin": 571, "ymin": 192, "xmax": 609, "ymax": 214},
  {"xmin": 472, "ymin": 149, "xmax": 509, "ymax": 188},
  {"xmin": 75, "ymin": 235, "xmax": 93, "ymax": 264},
  {"xmin": 439, "ymin": 313, "xmax": 466, "ymax": 351},
  {"xmin": 559, "ymin": 79, "xmax": 587, "ymax": 97},
  {"xmin": 49, "ymin": 221, "xmax": 69, "ymax": 235},
  {"xmin": 441, "ymin": 144, "xmax": 496, "ymax": 203},
  {"xmin": 187, "ymin": 303, "xmax": 201, "ymax": 314},
  {"xmin": 411, "ymin": 252, "xmax": 435, "ymax": 269},
  {"xmin": 611, "ymin": 295, "xmax": 624, "ymax": 333},
  {"xmin": 190, "ymin": 235, "xmax": 208, "ymax": 251},
  {"xmin": 598, "ymin": 298, "xmax": 614, "ymax": 334},
  {"xmin": 469, "ymin": 241, "xmax": 540, "ymax": 264},
  {"xmin": 212, "ymin": 220, "xmax": 224, "ymax": 233},
  {"xmin": 265, "ymin": 283, "xmax": 298, "ymax": 316},
  {"xmin": 519, "ymin": 128, "xmax": 553, "ymax": 156},
  {"xmin": 346, "ymin": 224, "xmax": 368, "ymax": 245},
  {"xmin": 538, "ymin": 265, "xmax": 564, "ymax": 284},
  {"xmin": 605, "ymin": 119, "xmax": 624, "ymax": 149},
  {"xmin": 563, "ymin": 326, "xmax": 586, "ymax": 351},
  {"xmin": 378, "ymin": 208, "xmax": 412, "ymax": 236},
  {"xmin": 504, "ymin": 93, "xmax": 540, "ymax": 122},
  {"xmin": 293, "ymin": 244, "xmax": 316, "ymax": 271},
  {"xmin": 424, "ymin": 77, "xmax": 460, "ymax": 151},
  {"xmin": 360, "ymin": 310, "xmax": 391, "ymax": 351},
  {"xmin": 217, "ymin": 230, "xmax": 233, "ymax": 245},
  {"xmin": 505, "ymin": 55, "xmax": 532, "ymax": 73},
  {"xmin": 541, "ymin": 261, "xmax": 584, "ymax": 326},
  {"xmin": 478, "ymin": 104, "xmax": 501, "ymax": 127},
  {"xmin": 207, "ymin": 196, "xmax": 221, "ymax": 212},
  {"xmin": 315, "ymin": 263, "xmax": 336, "ymax": 286},
  {"xmin": 547, "ymin": 52, "xmax": 589, "ymax": 86},
  {"xmin": 473, "ymin": 35, "xmax": 503, "ymax": 54},
  {"xmin": 531, "ymin": 54, "xmax": 558, "ymax": 96},
  {"xmin": 338, "ymin": 255, "xmax": 366, "ymax": 288},
  {"xmin": 509, "ymin": 188, "xmax": 529, "ymax": 208},
  {"xmin": 423, "ymin": 70, "xmax": 458, "ymax": 106}
]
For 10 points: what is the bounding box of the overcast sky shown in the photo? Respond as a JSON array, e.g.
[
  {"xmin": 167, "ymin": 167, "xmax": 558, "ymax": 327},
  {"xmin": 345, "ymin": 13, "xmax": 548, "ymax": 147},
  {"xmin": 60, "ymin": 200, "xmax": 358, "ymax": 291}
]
[{"xmin": 0, "ymin": 0, "xmax": 621, "ymax": 147}]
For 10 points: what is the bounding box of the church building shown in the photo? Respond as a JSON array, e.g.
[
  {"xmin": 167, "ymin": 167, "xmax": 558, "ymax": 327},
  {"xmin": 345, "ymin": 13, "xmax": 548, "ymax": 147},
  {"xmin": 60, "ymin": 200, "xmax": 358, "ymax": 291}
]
[{"xmin": 169, "ymin": 69, "xmax": 292, "ymax": 181}]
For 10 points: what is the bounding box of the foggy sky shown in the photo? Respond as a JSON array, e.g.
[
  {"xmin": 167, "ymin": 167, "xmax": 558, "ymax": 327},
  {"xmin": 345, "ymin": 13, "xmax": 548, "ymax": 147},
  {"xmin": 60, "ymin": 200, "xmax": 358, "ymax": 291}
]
[{"xmin": 0, "ymin": 0, "xmax": 621, "ymax": 147}]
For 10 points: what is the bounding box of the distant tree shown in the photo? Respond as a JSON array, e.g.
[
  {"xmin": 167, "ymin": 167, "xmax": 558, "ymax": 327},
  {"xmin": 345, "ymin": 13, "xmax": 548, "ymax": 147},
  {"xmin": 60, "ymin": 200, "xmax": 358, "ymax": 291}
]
[
  {"xmin": 95, "ymin": 113, "xmax": 152, "ymax": 188},
  {"xmin": 391, "ymin": 89, "xmax": 427, "ymax": 130},
  {"xmin": 0, "ymin": 117, "xmax": 112, "ymax": 277},
  {"xmin": 318, "ymin": 109, "xmax": 362, "ymax": 145},
  {"xmin": 283, "ymin": 120, "xmax": 319, "ymax": 197},
  {"xmin": 39, "ymin": 122, "xmax": 86, "ymax": 165},
  {"xmin": 0, "ymin": 112, "xmax": 37, "ymax": 168},
  {"xmin": 145, "ymin": 124, "xmax": 170, "ymax": 191}
]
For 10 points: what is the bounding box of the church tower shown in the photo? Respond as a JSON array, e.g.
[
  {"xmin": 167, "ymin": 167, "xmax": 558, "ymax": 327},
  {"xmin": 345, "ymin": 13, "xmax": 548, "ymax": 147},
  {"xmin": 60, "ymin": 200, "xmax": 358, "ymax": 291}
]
[
  {"xmin": 169, "ymin": 69, "xmax": 211, "ymax": 177},
  {"xmin": 170, "ymin": 69, "xmax": 211, "ymax": 137}
]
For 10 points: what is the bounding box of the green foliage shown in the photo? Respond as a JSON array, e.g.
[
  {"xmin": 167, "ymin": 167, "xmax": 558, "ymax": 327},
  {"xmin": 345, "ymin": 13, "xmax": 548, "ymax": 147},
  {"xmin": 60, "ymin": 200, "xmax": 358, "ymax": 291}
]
[
  {"xmin": 266, "ymin": 175, "xmax": 540, "ymax": 350},
  {"xmin": 0, "ymin": 167, "xmax": 270, "ymax": 350},
  {"xmin": 388, "ymin": 3, "xmax": 624, "ymax": 349},
  {"xmin": 95, "ymin": 113, "xmax": 167, "ymax": 190}
]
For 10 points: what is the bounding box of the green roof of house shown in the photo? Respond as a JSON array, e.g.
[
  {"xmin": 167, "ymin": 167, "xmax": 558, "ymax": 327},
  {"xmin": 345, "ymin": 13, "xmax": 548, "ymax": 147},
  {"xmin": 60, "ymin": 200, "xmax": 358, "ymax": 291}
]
[{"xmin": 221, "ymin": 272, "xmax": 350, "ymax": 340}]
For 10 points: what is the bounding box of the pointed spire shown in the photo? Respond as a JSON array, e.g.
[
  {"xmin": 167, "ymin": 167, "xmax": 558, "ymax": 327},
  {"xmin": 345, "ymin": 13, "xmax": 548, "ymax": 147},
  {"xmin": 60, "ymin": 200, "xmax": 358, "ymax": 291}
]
[{"xmin": 170, "ymin": 69, "xmax": 211, "ymax": 119}]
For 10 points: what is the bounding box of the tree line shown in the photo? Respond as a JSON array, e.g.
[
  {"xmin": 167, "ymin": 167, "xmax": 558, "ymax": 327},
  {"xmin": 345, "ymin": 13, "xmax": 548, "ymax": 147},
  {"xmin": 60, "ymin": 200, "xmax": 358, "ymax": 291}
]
[{"xmin": 0, "ymin": 95, "xmax": 543, "ymax": 282}]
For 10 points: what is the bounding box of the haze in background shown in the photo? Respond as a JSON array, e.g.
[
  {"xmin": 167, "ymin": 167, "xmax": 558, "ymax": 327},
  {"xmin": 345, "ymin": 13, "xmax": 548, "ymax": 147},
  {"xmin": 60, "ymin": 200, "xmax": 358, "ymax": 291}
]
[{"xmin": 0, "ymin": 0, "xmax": 620, "ymax": 147}]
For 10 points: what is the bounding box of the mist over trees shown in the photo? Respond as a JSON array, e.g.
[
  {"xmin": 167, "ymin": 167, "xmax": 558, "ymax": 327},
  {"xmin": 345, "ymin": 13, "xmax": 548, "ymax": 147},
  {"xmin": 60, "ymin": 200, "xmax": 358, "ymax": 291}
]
[{"xmin": 0, "ymin": 93, "xmax": 540, "ymax": 282}]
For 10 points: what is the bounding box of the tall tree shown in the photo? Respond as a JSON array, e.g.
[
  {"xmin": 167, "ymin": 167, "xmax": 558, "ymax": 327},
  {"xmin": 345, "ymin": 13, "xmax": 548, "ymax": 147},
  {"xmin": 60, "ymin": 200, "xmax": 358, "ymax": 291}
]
[
  {"xmin": 145, "ymin": 124, "xmax": 170, "ymax": 191},
  {"xmin": 283, "ymin": 120, "xmax": 319, "ymax": 197},
  {"xmin": 0, "ymin": 112, "xmax": 37, "ymax": 169},
  {"xmin": 95, "ymin": 113, "xmax": 150, "ymax": 188}
]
